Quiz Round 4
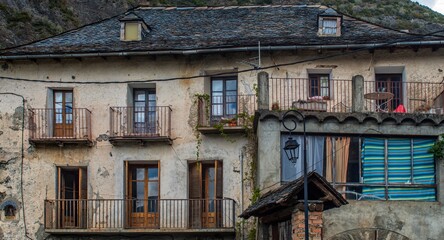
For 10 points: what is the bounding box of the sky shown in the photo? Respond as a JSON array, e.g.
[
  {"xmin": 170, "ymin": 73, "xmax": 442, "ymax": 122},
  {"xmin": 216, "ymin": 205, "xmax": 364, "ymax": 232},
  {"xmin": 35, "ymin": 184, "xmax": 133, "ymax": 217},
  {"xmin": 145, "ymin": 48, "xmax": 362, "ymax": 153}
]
[{"xmin": 414, "ymin": 0, "xmax": 444, "ymax": 14}]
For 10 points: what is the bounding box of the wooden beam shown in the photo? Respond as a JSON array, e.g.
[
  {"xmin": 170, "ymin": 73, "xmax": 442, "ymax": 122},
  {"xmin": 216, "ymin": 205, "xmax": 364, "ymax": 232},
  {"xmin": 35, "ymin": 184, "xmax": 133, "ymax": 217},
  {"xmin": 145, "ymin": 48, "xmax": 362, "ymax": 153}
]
[{"xmin": 260, "ymin": 207, "xmax": 293, "ymax": 224}]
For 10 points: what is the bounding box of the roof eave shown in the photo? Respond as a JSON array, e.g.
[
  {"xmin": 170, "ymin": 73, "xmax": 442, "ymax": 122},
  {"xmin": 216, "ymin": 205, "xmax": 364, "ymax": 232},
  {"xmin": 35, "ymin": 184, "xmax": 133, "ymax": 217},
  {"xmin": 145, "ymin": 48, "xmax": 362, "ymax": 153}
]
[{"xmin": 1, "ymin": 40, "xmax": 444, "ymax": 60}]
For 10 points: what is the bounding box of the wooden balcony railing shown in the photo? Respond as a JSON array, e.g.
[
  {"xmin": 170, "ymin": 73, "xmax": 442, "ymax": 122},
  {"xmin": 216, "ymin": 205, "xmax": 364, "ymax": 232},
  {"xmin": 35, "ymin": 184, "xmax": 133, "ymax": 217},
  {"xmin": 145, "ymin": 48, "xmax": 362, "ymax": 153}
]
[
  {"xmin": 109, "ymin": 106, "xmax": 172, "ymax": 143},
  {"xmin": 28, "ymin": 108, "xmax": 92, "ymax": 145},
  {"xmin": 197, "ymin": 94, "xmax": 256, "ymax": 128},
  {"xmin": 44, "ymin": 199, "xmax": 236, "ymax": 232},
  {"xmin": 269, "ymin": 78, "xmax": 444, "ymax": 114}
]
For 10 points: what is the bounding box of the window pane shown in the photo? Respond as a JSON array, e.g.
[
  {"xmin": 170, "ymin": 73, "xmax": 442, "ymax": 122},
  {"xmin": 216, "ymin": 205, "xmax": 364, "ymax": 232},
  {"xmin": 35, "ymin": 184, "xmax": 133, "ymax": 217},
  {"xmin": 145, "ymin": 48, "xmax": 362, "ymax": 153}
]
[
  {"xmin": 55, "ymin": 92, "xmax": 63, "ymax": 102},
  {"xmin": 65, "ymin": 103, "xmax": 73, "ymax": 114},
  {"xmin": 212, "ymin": 80, "xmax": 223, "ymax": 91},
  {"xmin": 125, "ymin": 23, "xmax": 139, "ymax": 40},
  {"xmin": 56, "ymin": 114, "xmax": 63, "ymax": 124},
  {"xmin": 212, "ymin": 93, "xmax": 223, "ymax": 104},
  {"xmin": 134, "ymin": 91, "xmax": 146, "ymax": 101},
  {"xmin": 212, "ymin": 105, "xmax": 222, "ymax": 116},
  {"xmin": 226, "ymin": 80, "xmax": 237, "ymax": 91},
  {"xmin": 132, "ymin": 168, "xmax": 145, "ymax": 181},
  {"xmin": 226, "ymin": 103, "xmax": 237, "ymax": 115},
  {"xmin": 135, "ymin": 112, "xmax": 145, "ymax": 122},
  {"xmin": 148, "ymin": 168, "xmax": 158, "ymax": 180},
  {"xmin": 55, "ymin": 102, "xmax": 63, "ymax": 110},
  {"xmin": 66, "ymin": 114, "xmax": 72, "ymax": 124},
  {"xmin": 65, "ymin": 92, "xmax": 73, "ymax": 103}
]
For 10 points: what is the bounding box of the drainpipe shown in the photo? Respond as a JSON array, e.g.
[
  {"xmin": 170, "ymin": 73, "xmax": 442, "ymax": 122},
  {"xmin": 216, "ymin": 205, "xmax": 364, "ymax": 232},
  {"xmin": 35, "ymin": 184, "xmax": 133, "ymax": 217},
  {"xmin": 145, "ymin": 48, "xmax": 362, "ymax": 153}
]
[
  {"xmin": 240, "ymin": 148, "xmax": 245, "ymax": 240},
  {"xmin": 0, "ymin": 92, "xmax": 30, "ymax": 239}
]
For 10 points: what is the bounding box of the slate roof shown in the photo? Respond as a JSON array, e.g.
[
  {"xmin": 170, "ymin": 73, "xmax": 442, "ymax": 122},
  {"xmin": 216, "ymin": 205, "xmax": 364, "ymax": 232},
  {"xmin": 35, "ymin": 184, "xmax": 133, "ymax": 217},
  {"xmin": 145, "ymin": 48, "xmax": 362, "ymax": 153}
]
[
  {"xmin": 239, "ymin": 171, "xmax": 347, "ymax": 219},
  {"xmin": 1, "ymin": 5, "xmax": 443, "ymax": 57}
]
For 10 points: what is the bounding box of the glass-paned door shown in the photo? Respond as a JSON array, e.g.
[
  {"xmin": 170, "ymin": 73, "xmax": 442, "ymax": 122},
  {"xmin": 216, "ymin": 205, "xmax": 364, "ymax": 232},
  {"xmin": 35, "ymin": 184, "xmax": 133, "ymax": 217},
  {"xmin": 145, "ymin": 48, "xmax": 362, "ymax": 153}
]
[
  {"xmin": 128, "ymin": 164, "xmax": 159, "ymax": 228},
  {"xmin": 54, "ymin": 90, "xmax": 73, "ymax": 137},
  {"xmin": 133, "ymin": 89, "xmax": 156, "ymax": 135},
  {"xmin": 57, "ymin": 167, "xmax": 87, "ymax": 229},
  {"xmin": 211, "ymin": 77, "xmax": 237, "ymax": 124},
  {"xmin": 309, "ymin": 74, "xmax": 330, "ymax": 97},
  {"xmin": 188, "ymin": 161, "xmax": 223, "ymax": 228},
  {"xmin": 375, "ymin": 74, "xmax": 403, "ymax": 111}
]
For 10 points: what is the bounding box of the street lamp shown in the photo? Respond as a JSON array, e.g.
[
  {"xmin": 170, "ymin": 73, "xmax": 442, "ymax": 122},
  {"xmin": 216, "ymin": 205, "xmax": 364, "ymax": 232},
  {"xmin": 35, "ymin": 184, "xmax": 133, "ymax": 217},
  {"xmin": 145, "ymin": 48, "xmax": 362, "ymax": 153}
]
[{"xmin": 282, "ymin": 110, "xmax": 308, "ymax": 240}]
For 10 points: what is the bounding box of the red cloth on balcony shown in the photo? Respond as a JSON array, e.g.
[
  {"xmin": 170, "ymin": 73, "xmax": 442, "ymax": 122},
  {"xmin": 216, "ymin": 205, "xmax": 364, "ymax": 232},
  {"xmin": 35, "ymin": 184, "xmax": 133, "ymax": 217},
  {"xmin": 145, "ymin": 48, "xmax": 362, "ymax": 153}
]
[{"xmin": 394, "ymin": 104, "xmax": 406, "ymax": 113}]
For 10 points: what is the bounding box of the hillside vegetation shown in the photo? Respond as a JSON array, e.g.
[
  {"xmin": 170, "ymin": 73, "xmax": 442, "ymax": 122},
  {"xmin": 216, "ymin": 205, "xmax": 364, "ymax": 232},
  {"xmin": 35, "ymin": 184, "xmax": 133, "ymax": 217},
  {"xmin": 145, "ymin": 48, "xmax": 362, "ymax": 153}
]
[{"xmin": 0, "ymin": 0, "xmax": 443, "ymax": 49}]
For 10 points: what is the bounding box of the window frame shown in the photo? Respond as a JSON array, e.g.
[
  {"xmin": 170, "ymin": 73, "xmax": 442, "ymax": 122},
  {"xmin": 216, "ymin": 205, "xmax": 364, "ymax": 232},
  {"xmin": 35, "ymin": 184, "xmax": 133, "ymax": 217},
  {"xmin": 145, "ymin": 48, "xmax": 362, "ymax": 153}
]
[
  {"xmin": 121, "ymin": 21, "xmax": 142, "ymax": 41},
  {"xmin": 210, "ymin": 76, "xmax": 238, "ymax": 121},
  {"xmin": 308, "ymin": 74, "xmax": 330, "ymax": 98},
  {"xmin": 318, "ymin": 16, "xmax": 341, "ymax": 37}
]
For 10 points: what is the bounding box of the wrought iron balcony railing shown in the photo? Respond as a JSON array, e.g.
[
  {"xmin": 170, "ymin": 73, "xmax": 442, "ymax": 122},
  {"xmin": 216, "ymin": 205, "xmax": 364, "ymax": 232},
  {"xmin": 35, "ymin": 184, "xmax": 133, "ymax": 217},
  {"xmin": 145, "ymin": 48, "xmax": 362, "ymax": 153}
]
[
  {"xmin": 44, "ymin": 198, "xmax": 236, "ymax": 232},
  {"xmin": 109, "ymin": 106, "xmax": 172, "ymax": 143},
  {"xmin": 28, "ymin": 108, "xmax": 92, "ymax": 144}
]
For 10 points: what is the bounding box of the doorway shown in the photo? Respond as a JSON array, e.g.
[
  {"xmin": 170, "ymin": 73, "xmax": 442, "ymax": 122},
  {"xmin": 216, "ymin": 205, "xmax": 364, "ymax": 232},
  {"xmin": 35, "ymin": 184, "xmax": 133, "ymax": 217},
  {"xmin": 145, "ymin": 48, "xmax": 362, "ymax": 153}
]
[
  {"xmin": 126, "ymin": 163, "xmax": 159, "ymax": 228},
  {"xmin": 57, "ymin": 167, "xmax": 87, "ymax": 228}
]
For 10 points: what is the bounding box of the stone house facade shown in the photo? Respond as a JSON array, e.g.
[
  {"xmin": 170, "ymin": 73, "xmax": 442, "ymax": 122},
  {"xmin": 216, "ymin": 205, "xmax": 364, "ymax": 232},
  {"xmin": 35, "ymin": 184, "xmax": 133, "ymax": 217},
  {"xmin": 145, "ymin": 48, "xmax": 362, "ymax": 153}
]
[{"xmin": 0, "ymin": 4, "xmax": 443, "ymax": 240}]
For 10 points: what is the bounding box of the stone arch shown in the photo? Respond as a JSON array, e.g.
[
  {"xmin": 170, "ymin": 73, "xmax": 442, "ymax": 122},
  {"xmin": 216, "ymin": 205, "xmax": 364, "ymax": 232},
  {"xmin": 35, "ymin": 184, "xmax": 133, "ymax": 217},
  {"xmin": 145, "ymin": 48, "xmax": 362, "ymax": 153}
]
[{"xmin": 328, "ymin": 228, "xmax": 410, "ymax": 240}]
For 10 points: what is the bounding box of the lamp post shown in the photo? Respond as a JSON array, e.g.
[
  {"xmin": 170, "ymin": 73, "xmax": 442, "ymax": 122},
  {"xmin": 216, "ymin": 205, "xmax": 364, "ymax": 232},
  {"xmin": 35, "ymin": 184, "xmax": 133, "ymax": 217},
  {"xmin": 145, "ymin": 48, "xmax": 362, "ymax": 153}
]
[{"xmin": 282, "ymin": 110, "xmax": 308, "ymax": 240}]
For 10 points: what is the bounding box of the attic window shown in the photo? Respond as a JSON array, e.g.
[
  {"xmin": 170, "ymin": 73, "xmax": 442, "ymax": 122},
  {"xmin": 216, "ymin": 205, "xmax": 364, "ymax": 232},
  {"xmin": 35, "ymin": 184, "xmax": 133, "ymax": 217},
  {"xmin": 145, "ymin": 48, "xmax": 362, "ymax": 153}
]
[
  {"xmin": 123, "ymin": 22, "xmax": 141, "ymax": 41},
  {"xmin": 318, "ymin": 8, "xmax": 342, "ymax": 37}
]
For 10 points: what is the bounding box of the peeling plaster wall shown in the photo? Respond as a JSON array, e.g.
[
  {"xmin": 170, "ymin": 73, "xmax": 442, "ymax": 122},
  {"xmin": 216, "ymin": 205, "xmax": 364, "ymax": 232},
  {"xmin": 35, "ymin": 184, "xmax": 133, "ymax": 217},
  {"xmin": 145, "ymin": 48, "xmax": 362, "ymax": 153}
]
[{"xmin": 0, "ymin": 48, "xmax": 443, "ymax": 239}]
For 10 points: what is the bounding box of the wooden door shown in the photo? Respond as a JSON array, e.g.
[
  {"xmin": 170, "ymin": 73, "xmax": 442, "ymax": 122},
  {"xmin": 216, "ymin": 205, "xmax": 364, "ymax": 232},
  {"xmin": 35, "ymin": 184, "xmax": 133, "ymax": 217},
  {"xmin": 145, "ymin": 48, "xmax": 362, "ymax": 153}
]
[
  {"xmin": 189, "ymin": 161, "xmax": 222, "ymax": 229},
  {"xmin": 133, "ymin": 89, "xmax": 156, "ymax": 135},
  {"xmin": 128, "ymin": 164, "xmax": 159, "ymax": 228},
  {"xmin": 57, "ymin": 167, "xmax": 87, "ymax": 229},
  {"xmin": 54, "ymin": 90, "xmax": 74, "ymax": 138}
]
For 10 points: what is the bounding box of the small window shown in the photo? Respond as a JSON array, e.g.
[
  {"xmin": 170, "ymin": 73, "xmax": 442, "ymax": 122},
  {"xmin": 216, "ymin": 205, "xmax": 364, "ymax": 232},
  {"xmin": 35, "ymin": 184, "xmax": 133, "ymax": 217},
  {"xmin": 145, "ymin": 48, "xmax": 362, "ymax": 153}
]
[
  {"xmin": 318, "ymin": 17, "xmax": 341, "ymax": 36},
  {"xmin": 124, "ymin": 22, "xmax": 140, "ymax": 41},
  {"xmin": 322, "ymin": 19, "xmax": 338, "ymax": 35}
]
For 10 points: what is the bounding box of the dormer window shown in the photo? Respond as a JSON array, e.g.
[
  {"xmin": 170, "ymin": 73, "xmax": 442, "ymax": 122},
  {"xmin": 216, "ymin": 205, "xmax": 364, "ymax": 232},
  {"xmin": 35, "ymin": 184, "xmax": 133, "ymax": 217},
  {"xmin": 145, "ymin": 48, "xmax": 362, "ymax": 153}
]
[
  {"xmin": 318, "ymin": 8, "xmax": 342, "ymax": 37},
  {"xmin": 124, "ymin": 22, "xmax": 141, "ymax": 41},
  {"xmin": 321, "ymin": 18, "xmax": 338, "ymax": 35},
  {"xmin": 120, "ymin": 13, "xmax": 148, "ymax": 41}
]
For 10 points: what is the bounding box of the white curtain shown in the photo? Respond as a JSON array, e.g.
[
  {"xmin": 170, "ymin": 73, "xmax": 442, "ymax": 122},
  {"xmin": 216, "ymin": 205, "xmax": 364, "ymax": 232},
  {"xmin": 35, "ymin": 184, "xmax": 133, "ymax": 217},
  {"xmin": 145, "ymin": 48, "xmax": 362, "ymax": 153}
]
[
  {"xmin": 323, "ymin": 19, "xmax": 337, "ymax": 35},
  {"xmin": 281, "ymin": 135, "xmax": 325, "ymax": 181}
]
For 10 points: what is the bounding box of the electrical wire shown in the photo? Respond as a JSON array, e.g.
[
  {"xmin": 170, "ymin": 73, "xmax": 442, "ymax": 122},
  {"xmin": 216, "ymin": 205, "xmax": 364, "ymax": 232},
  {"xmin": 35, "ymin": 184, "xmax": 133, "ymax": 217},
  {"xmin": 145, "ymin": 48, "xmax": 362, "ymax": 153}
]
[{"xmin": 0, "ymin": 29, "xmax": 444, "ymax": 85}]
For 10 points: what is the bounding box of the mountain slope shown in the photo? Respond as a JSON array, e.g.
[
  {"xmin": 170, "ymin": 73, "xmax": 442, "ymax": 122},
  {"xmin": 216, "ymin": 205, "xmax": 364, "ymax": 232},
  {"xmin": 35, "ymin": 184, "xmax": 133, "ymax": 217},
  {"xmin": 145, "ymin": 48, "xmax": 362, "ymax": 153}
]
[{"xmin": 0, "ymin": 0, "xmax": 443, "ymax": 49}]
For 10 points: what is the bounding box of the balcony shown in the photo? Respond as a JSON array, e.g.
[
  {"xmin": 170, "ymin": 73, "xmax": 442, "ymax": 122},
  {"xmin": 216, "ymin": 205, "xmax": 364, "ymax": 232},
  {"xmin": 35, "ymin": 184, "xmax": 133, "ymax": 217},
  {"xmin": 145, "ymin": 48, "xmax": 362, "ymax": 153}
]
[
  {"xmin": 28, "ymin": 108, "xmax": 92, "ymax": 146},
  {"xmin": 44, "ymin": 199, "xmax": 236, "ymax": 235},
  {"xmin": 269, "ymin": 77, "xmax": 444, "ymax": 114},
  {"xmin": 109, "ymin": 106, "xmax": 172, "ymax": 145},
  {"xmin": 197, "ymin": 94, "xmax": 256, "ymax": 134}
]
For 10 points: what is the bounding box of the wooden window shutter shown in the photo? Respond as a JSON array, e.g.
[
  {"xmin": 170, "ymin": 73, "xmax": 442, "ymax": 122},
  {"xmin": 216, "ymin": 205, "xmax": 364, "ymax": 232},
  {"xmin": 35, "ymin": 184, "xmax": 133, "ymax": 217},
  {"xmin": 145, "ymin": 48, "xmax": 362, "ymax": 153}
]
[
  {"xmin": 78, "ymin": 167, "xmax": 88, "ymax": 228},
  {"xmin": 188, "ymin": 162, "xmax": 202, "ymax": 228},
  {"xmin": 215, "ymin": 161, "xmax": 223, "ymax": 199},
  {"xmin": 78, "ymin": 168, "xmax": 87, "ymax": 200},
  {"xmin": 188, "ymin": 162, "xmax": 202, "ymax": 199}
]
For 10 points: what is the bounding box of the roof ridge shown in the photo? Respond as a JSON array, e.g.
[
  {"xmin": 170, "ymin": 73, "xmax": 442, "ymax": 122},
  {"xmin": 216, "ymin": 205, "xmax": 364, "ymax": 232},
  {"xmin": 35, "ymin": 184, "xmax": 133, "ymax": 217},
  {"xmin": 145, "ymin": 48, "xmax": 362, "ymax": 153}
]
[{"xmin": 137, "ymin": 4, "xmax": 324, "ymax": 11}]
